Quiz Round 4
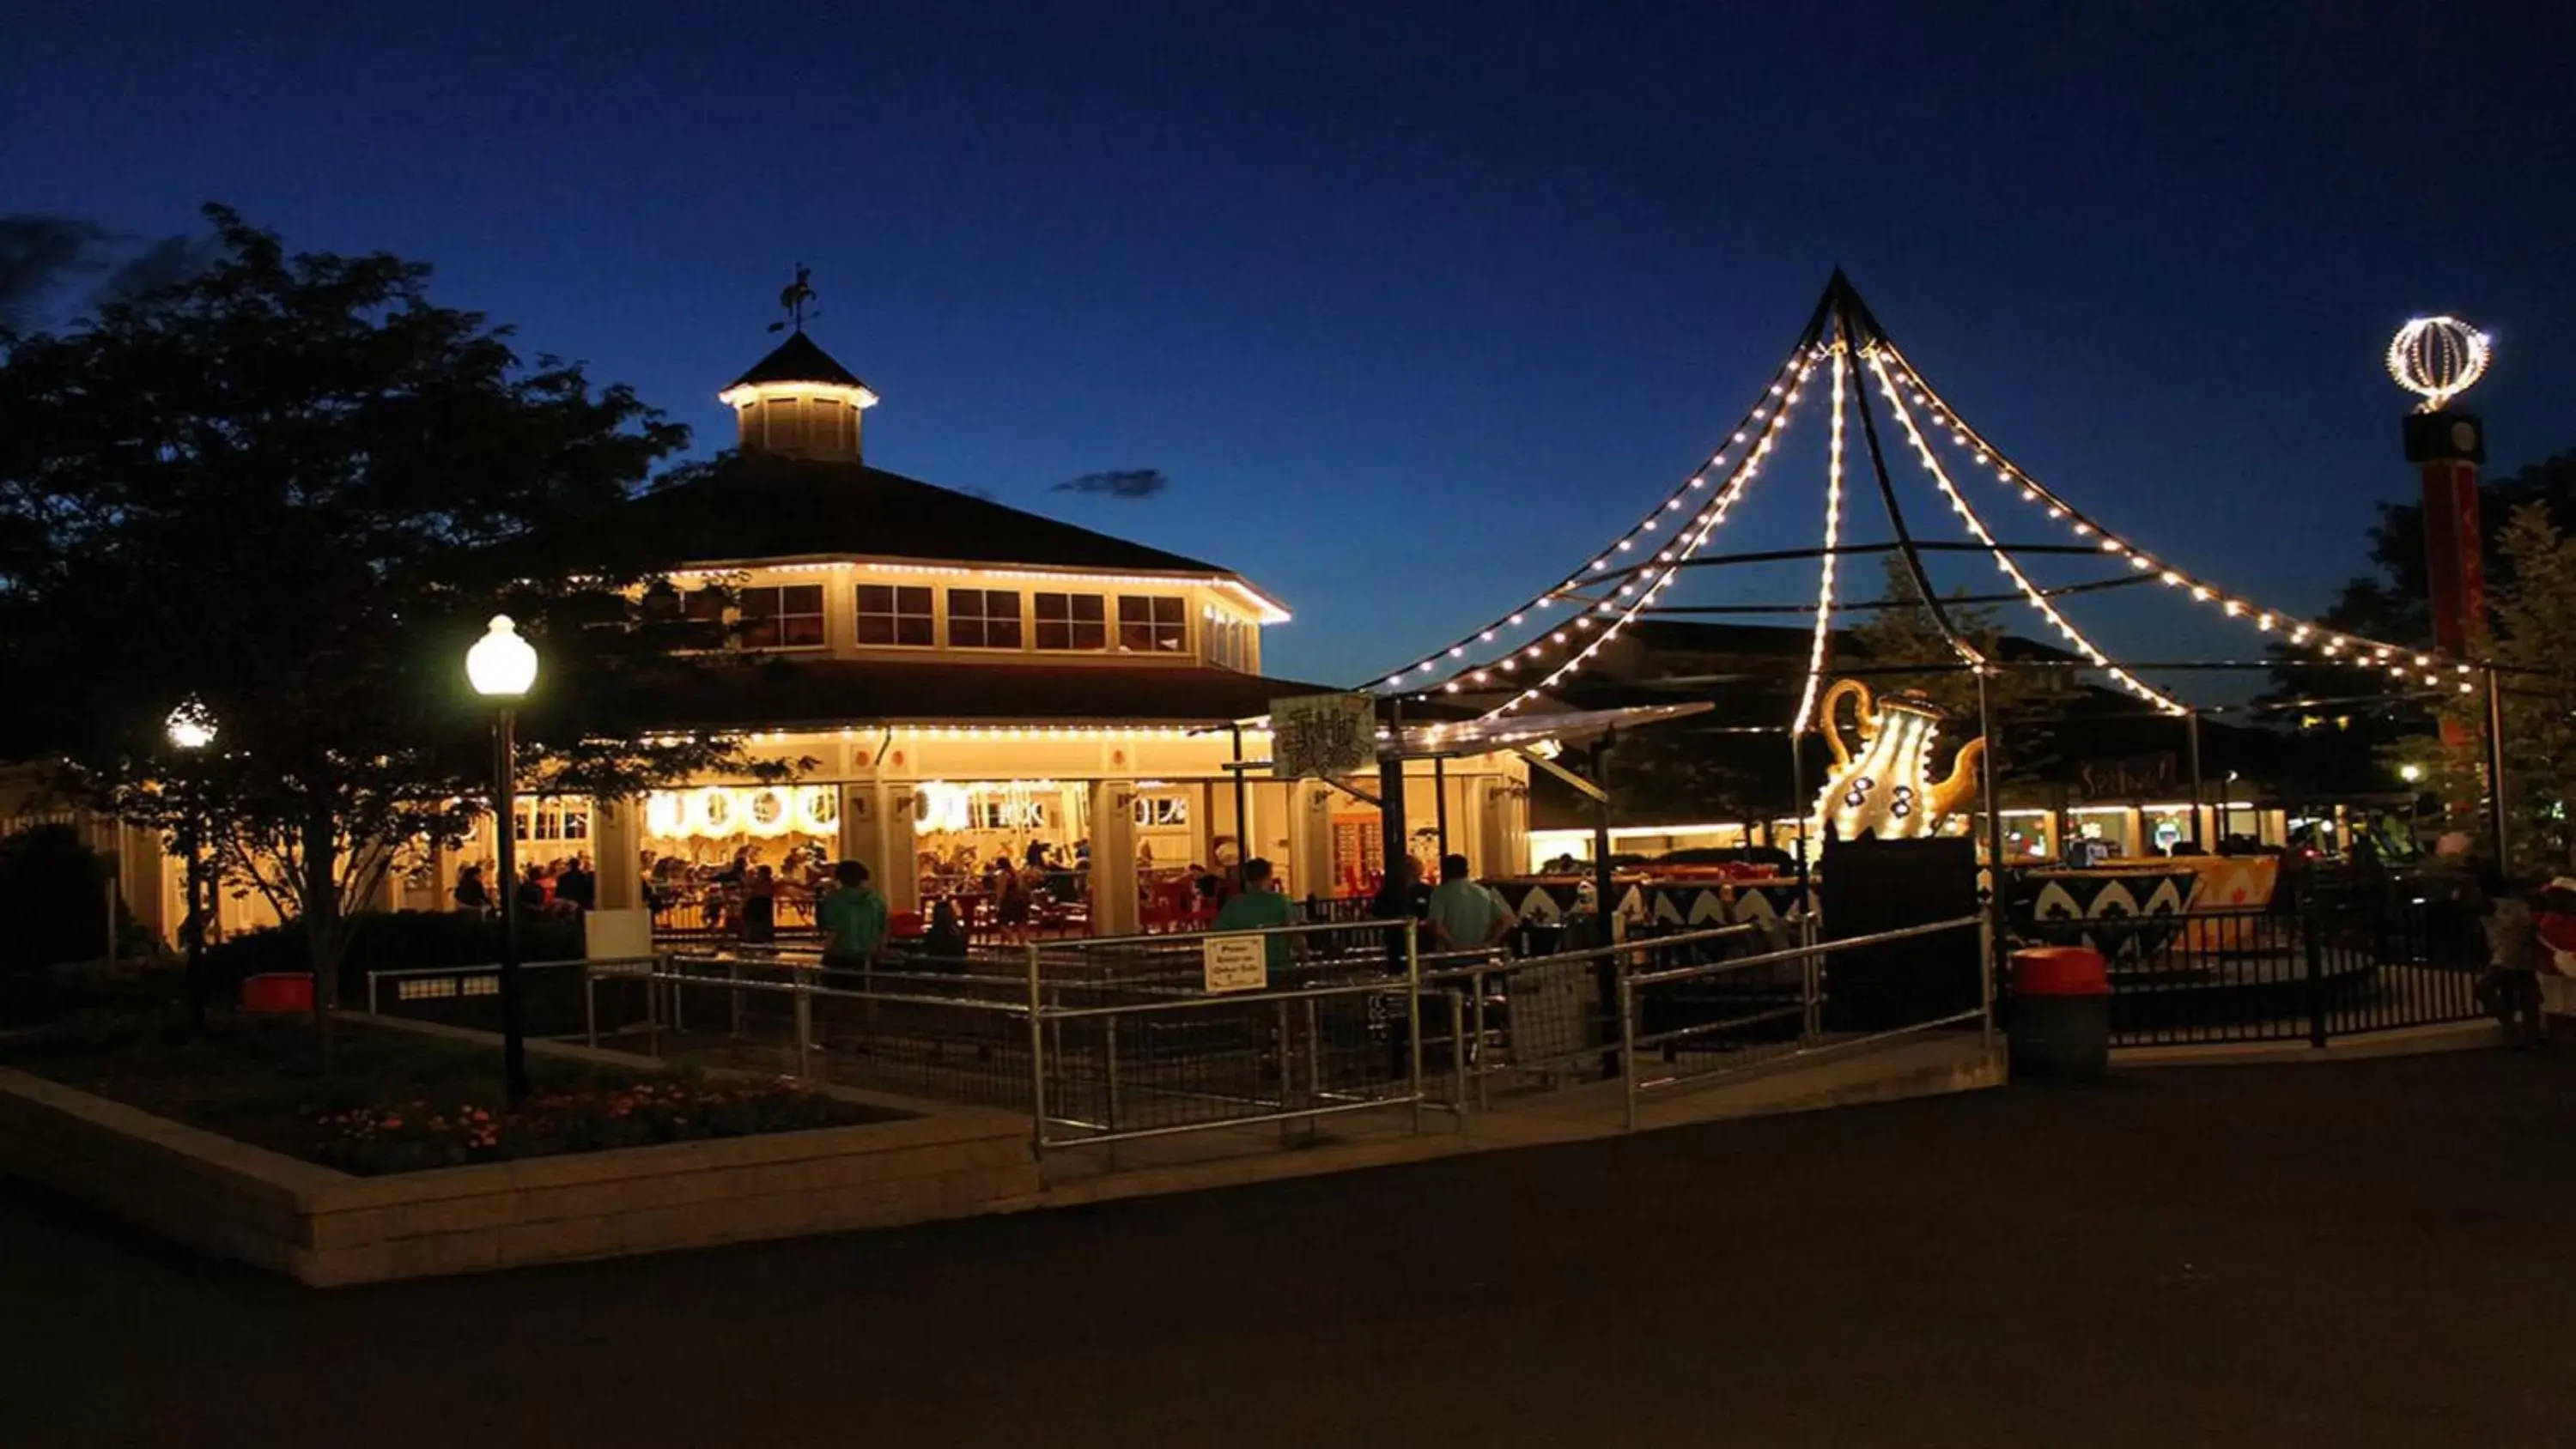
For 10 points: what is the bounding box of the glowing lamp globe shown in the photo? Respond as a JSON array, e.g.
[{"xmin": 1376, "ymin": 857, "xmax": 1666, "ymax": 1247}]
[
  {"xmin": 466, "ymin": 615, "xmax": 538, "ymax": 699},
  {"xmin": 2386, "ymin": 316, "xmax": 2491, "ymax": 412},
  {"xmin": 165, "ymin": 700, "xmax": 216, "ymax": 752}
]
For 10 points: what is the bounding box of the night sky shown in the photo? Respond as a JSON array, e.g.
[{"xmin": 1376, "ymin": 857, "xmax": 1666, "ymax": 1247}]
[{"xmin": 9, "ymin": 2, "xmax": 2573, "ymax": 699}]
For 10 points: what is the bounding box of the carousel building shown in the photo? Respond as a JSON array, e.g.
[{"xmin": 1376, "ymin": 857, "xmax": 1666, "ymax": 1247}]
[{"xmin": 45, "ymin": 324, "xmax": 1532, "ymax": 947}]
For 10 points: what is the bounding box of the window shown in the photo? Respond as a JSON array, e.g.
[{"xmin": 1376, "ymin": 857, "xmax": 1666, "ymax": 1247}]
[
  {"xmin": 764, "ymin": 398, "xmax": 806, "ymax": 452},
  {"xmin": 810, "ymin": 397, "xmax": 845, "ymax": 452},
  {"xmin": 947, "ymin": 588, "xmax": 1024, "ymax": 649},
  {"xmin": 1034, "ymin": 592, "xmax": 1107, "ymax": 651},
  {"xmin": 856, "ymin": 585, "xmax": 934, "ymax": 646},
  {"xmin": 738, "ymin": 584, "xmax": 825, "ymax": 648},
  {"xmin": 1117, "ymin": 595, "xmax": 1187, "ymax": 654},
  {"xmin": 683, "ymin": 587, "xmax": 729, "ymax": 622}
]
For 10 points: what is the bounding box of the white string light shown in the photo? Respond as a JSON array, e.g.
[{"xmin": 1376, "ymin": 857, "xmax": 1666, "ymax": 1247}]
[
  {"xmin": 1473, "ymin": 348, "xmax": 1826, "ymax": 717},
  {"xmin": 1875, "ymin": 340, "xmax": 2476, "ymax": 682},
  {"xmin": 1375, "ymin": 341, "xmax": 1821, "ymax": 692},
  {"xmin": 1867, "ymin": 352, "xmax": 2185, "ymax": 715},
  {"xmin": 1791, "ymin": 338, "xmax": 1850, "ymax": 733}
]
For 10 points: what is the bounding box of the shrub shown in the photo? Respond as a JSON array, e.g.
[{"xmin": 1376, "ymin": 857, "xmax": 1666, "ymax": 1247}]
[{"xmin": 0, "ymin": 825, "xmax": 116, "ymax": 973}]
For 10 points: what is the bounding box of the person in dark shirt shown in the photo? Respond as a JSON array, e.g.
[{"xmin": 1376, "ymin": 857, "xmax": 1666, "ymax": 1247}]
[
  {"xmin": 453, "ymin": 865, "xmax": 492, "ymax": 914},
  {"xmin": 554, "ymin": 854, "xmax": 596, "ymax": 912}
]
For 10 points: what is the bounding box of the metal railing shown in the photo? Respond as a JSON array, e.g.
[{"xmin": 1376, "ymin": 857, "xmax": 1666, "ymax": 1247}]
[
  {"xmin": 363, "ymin": 957, "xmax": 659, "ymax": 1047},
  {"xmin": 2014, "ymin": 900, "xmax": 2477, "ymax": 1047},
  {"xmin": 1616, "ymin": 916, "xmax": 1984, "ymax": 1128},
  {"xmin": 356, "ymin": 906, "xmax": 2004, "ymax": 1156}
]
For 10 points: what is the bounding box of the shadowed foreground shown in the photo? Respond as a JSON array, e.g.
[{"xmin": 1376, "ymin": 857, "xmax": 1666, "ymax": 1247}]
[{"xmin": 4, "ymin": 1051, "xmax": 2572, "ymax": 1447}]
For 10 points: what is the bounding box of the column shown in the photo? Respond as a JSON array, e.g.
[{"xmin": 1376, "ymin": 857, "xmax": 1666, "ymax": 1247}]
[
  {"xmin": 1090, "ymin": 779, "xmax": 1139, "ymax": 936},
  {"xmin": 1289, "ymin": 780, "xmax": 1334, "ymax": 903},
  {"xmin": 860, "ymin": 782, "xmax": 920, "ymax": 913},
  {"xmin": 592, "ymin": 797, "xmax": 641, "ymax": 910}
]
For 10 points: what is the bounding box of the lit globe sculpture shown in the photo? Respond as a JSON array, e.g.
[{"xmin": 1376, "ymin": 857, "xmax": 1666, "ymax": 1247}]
[{"xmin": 2386, "ymin": 315, "xmax": 2491, "ymax": 413}]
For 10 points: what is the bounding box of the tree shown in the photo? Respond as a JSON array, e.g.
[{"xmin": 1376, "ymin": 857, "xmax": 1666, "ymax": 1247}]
[
  {"xmin": 0, "ymin": 206, "xmax": 774, "ymax": 1059},
  {"xmin": 2262, "ymin": 452, "xmax": 2576, "ymax": 784},
  {"xmin": 2472, "ymin": 503, "xmax": 2576, "ymax": 870},
  {"xmin": 1838, "ymin": 554, "xmax": 2063, "ymax": 783}
]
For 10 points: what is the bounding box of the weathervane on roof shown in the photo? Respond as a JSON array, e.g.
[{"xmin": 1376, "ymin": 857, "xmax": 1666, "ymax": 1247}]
[{"xmin": 769, "ymin": 264, "xmax": 818, "ymax": 334}]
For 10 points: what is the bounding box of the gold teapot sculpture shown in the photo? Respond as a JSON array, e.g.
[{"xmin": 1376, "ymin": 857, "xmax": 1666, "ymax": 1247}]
[{"xmin": 1812, "ymin": 678, "xmax": 1985, "ymax": 841}]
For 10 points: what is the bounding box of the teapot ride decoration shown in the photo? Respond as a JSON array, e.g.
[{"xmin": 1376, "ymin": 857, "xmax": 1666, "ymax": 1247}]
[{"xmin": 1810, "ymin": 678, "xmax": 1986, "ymax": 842}]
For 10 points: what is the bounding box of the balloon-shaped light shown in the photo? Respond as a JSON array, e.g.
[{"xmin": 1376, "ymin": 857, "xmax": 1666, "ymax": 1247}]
[
  {"xmin": 465, "ymin": 615, "xmax": 538, "ymax": 699},
  {"xmin": 2387, "ymin": 316, "xmax": 2491, "ymax": 412}
]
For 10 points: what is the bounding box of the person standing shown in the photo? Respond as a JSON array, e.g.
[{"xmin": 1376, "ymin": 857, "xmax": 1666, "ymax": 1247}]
[
  {"xmin": 1213, "ymin": 857, "xmax": 1296, "ymax": 973},
  {"xmin": 1427, "ymin": 853, "xmax": 1516, "ymax": 955},
  {"xmin": 818, "ymin": 860, "xmax": 889, "ymax": 985},
  {"xmin": 555, "ymin": 853, "xmax": 596, "ymax": 912}
]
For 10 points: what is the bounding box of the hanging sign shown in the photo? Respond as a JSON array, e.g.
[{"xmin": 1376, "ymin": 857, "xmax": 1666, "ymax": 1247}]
[
  {"xmin": 1201, "ymin": 933, "xmax": 1268, "ymax": 993},
  {"xmin": 1269, "ymin": 692, "xmax": 1378, "ymax": 779}
]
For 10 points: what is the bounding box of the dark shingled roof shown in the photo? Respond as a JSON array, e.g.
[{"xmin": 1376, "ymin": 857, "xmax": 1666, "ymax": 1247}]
[
  {"xmin": 623, "ymin": 454, "xmax": 1249, "ymax": 582},
  {"xmin": 618, "ymin": 658, "xmax": 1332, "ymax": 731},
  {"xmin": 726, "ymin": 331, "xmax": 869, "ymax": 391}
]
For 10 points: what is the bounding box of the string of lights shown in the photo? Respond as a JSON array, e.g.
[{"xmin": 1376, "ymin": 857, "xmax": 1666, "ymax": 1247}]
[
  {"xmin": 1790, "ymin": 337, "xmax": 1850, "ymax": 733},
  {"xmin": 1372, "ymin": 339, "xmax": 1821, "ymax": 694},
  {"xmin": 1874, "ymin": 341, "xmax": 2480, "ymax": 698},
  {"xmin": 1464, "ymin": 348, "xmax": 1826, "ymax": 717},
  {"xmin": 1863, "ymin": 349, "xmax": 2188, "ymax": 715}
]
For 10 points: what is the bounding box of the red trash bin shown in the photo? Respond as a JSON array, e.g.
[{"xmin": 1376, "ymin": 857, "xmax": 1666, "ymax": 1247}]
[
  {"xmin": 2008, "ymin": 946, "xmax": 2110, "ymax": 1079},
  {"xmin": 240, "ymin": 973, "xmax": 314, "ymax": 1015}
]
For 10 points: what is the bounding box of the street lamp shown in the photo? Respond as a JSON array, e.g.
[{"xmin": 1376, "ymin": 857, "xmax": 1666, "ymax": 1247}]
[
  {"xmin": 466, "ymin": 615, "xmax": 538, "ymax": 1104},
  {"xmin": 2399, "ymin": 763, "xmax": 2425, "ymax": 784},
  {"xmin": 165, "ymin": 700, "xmax": 216, "ymax": 1031}
]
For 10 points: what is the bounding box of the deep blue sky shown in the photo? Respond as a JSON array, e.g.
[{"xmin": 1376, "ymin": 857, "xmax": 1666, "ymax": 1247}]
[{"xmin": 9, "ymin": 2, "xmax": 2573, "ymax": 700}]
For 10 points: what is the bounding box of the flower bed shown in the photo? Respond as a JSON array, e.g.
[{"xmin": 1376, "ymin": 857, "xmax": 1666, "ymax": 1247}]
[
  {"xmin": 308, "ymin": 1077, "xmax": 854, "ymax": 1174},
  {"xmin": 1, "ymin": 1011, "xmax": 890, "ymax": 1176}
]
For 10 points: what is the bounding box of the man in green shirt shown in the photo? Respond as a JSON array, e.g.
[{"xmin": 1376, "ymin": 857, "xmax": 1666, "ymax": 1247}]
[
  {"xmin": 817, "ymin": 860, "xmax": 889, "ymax": 981},
  {"xmin": 1427, "ymin": 853, "xmax": 1516, "ymax": 955},
  {"xmin": 1212, "ymin": 857, "xmax": 1296, "ymax": 970}
]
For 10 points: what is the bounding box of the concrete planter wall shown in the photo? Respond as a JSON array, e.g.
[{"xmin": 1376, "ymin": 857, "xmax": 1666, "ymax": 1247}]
[{"xmin": 0, "ymin": 1065, "xmax": 1037, "ymax": 1287}]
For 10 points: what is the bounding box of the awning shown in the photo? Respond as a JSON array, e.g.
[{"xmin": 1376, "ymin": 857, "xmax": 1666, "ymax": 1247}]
[{"xmin": 1380, "ymin": 702, "xmax": 1713, "ymax": 760}]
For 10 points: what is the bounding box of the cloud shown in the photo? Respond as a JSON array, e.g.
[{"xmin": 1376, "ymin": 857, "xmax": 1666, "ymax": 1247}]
[{"xmin": 1050, "ymin": 468, "xmax": 1170, "ymax": 500}]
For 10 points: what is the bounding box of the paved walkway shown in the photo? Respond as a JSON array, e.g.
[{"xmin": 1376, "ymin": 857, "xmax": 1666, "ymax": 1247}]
[{"xmin": 4, "ymin": 1050, "xmax": 2572, "ymax": 1446}]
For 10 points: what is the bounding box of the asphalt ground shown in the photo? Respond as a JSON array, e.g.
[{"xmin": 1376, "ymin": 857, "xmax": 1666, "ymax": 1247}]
[{"xmin": 4, "ymin": 1049, "xmax": 2572, "ymax": 1447}]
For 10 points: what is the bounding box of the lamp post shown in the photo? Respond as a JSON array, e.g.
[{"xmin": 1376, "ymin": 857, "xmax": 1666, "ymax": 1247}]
[
  {"xmin": 466, "ymin": 615, "xmax": 538, "ymax": 1104},
  {"xmin": 165, "ymin": 701, "xmax": 216, "ymax": 1032}
]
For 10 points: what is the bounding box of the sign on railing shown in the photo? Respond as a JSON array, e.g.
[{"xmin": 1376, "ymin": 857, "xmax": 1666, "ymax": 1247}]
[{"xmin": 1200, "ymin": 933, "xmax": 1268, "ymax": 993}]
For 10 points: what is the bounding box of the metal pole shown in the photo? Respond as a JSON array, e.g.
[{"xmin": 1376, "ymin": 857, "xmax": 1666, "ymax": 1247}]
[
  {"xmin": 1976, "ymin": 667, "xmax": 2003, "ymax": 1050},
  {"xmin": 793, "ymin": 973, "xmax": 812, "ymax": 1081},
  {"xmin": 2185, "ymin": 708, "xmax": 2206, "ymax": 849},
  {"xmin": 1472, "ymin": 966, "xmax": 1490, "ymax": 1113},
  {"xmin": 366, "ymin": 970, "xmax": 378, "ymax": 1019},
  {"xmin": 583, "ymin": 961, "xmax": 598, "ymax": 1048},
  {"xmin": 495, "ymin": 707, "xmax": 529, "ymax": 1104},
  {"xmin": 1024, "ymin": 941, "xmax": 1047, "ymax": 1150},
  {"xmin": 1276, "ymin": 997, "xmax": 1294, "ymax": 1143},
  {"xmin": 2485, "ymin": 666, "xmax": 2511, "ymax": 873},
  {"xmin": 1448, "ymin": 989, "xmax": 1467, "ymax": 1129},
  {"xmin": 1589, "ymin": 741, "xmax": 1614, "ymax": 948},
  {"xmin": 1230, "ymin": 724, "xmax": 1252, "ymax": 876},
  {"xmin": 1406, "ymin": 919, "xmax": 1425, "ymax": 1134},
  {"xmin": 1434, "ymin": 756, "xmax": 1450, "ymax": 862},
  {"xmin": 1619, "ymin": 973, "xmax": 1638, "ymax": 1131},
  {"xmin": 182, "ymin": 816, "xmax": 206, "ymax": 1032}
]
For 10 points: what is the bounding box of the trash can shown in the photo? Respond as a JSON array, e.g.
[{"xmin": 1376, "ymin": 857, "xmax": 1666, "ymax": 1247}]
[
  {"xmin": 240, "ymin": 972, "xmax": 314, "ymax": 1015},
  {"xmin": 2008, "ymin": 946, "xmax": 2109, "ymax": 1080}
]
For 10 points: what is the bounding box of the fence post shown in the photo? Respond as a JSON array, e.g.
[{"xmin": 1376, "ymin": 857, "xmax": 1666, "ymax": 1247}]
[
  {"xmin": 583, "ymin": 962, "xmax": 598, "ymax": 1049},
  {"xmin": 1472, "ymin": 966, "xmax": 1490, "ymax": 1112},
  {"xmin": 793, "ymin": 973, "xmax": 813, "ymax": 1082},
  {"xmin": 366, "ymin": 971, "xmax": 380, "ymax": 1019},
  {"xmin": 1406, "ymin": 920, "xmax": 1425, "ymax": 1135},
  {"xmin": 1024, "ymin": 941, "xmax": 1047, "ymax": 1151},
  {"xmin": 1277, "ymin": 997, "xmax": 1295, "ymax": 1143},
  {"xmin": 1619, "ymin": 972, "xmax": 1639, "ymax": 1131},
  {"xmin": 2304, "ymin": 900, "xmax": 2330, "ymax": 1049},
  {"xmin": 1449, "ymin": 988, "xmax": 1467, "ymax": 1131},
  {"xmin": 728, "ymin": 957, "xmax": 745, "ymax": 1039}
]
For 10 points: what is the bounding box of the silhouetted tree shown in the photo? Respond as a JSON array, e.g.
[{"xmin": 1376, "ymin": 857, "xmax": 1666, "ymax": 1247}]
[{"xmin": 0, "ymin": 206, "xmax": 775, "ymax": 1058}]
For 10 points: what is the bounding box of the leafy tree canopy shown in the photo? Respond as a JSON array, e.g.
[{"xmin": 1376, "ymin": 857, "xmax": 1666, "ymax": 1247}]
[{"xmin": 0, "ymin": 206, "xmax": 778, "ymax": 1031}]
